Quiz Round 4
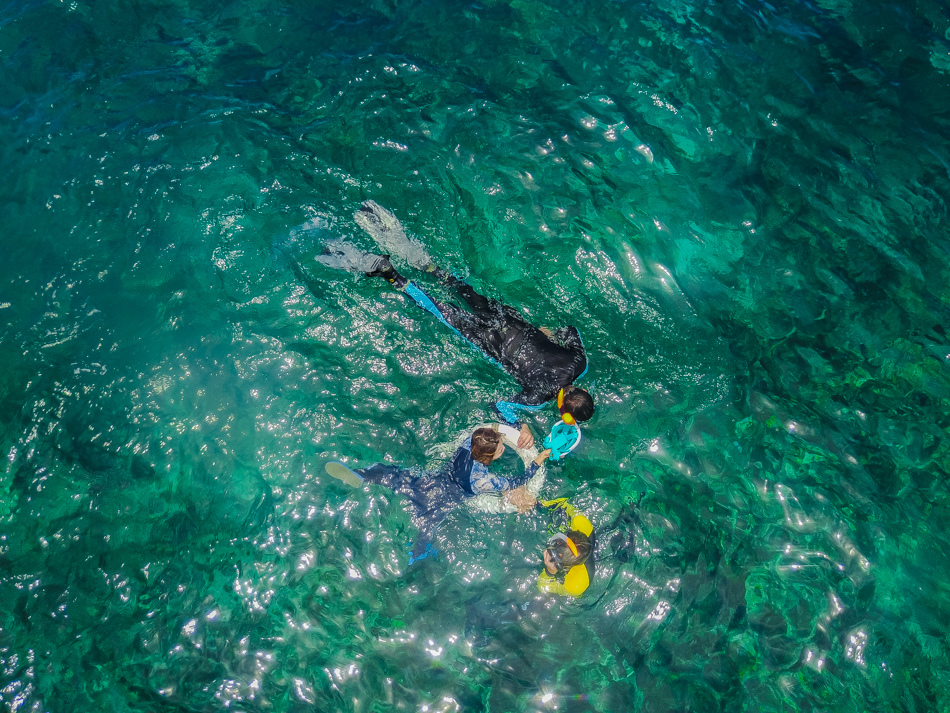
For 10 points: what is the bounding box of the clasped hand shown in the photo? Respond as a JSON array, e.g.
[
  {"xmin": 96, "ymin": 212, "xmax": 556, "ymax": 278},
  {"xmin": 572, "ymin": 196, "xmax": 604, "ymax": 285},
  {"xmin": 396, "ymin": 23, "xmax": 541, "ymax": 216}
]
[{"xmin": 504, "ymin": 486, "xmax": 537, "ymax": 514}]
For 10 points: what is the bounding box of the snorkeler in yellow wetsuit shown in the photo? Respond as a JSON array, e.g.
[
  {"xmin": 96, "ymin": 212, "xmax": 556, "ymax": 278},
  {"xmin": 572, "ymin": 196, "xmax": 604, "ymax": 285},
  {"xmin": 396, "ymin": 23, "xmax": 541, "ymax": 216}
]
[{"xmin": 537, "ymin": 498, "xmax": 595, "ymax": 598}]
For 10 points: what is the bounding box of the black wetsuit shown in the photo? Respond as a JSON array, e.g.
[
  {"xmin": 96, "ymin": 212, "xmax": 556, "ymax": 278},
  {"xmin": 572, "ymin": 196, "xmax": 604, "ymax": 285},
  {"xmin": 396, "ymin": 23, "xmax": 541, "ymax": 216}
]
[{"xmin": 403, "ymin": 277, "xmax": 588, "ymax": 424}]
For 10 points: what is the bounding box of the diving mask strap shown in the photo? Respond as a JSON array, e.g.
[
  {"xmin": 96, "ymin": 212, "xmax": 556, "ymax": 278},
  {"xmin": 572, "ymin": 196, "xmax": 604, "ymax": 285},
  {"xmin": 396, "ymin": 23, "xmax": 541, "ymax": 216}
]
[
  {"xmin": 557, "ymin": 388, "xmax": 576, "ymax": 425},
  {"xmin": 547, "ymin": 532, "xmax": 579, "ymax": 557}
]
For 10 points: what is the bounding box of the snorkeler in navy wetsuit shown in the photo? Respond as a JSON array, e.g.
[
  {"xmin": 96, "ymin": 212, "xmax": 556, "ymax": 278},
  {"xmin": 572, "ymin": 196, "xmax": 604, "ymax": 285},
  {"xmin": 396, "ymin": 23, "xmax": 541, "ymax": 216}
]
[
  {"xmin": 355, "ymin": 202, "xmax": 595, "ymax": 451},
  {"xmin": 326, "ymin": 427, "xmax": 551, "ymax": 564}
]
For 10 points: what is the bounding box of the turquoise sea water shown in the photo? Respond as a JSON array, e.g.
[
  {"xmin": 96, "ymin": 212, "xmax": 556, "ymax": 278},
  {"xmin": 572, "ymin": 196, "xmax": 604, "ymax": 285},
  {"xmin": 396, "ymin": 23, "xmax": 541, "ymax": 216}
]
[{"xmin": 2, "ymin": 0, "xmax": 950, "ymax": 710}]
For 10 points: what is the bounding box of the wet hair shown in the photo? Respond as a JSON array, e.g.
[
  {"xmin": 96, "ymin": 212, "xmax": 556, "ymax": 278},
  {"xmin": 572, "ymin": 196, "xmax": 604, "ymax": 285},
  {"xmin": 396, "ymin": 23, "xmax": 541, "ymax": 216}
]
[
  {"xmin": 548, "ymin": 529, "xmax": 592, "ymax": 570},
  {"xmin": 561, "ymin": 386, "xmax": 595, "ymax": 423},
  {"xmin": 471, "ymin": 427, "xmax": 502, "ymax": 465}
]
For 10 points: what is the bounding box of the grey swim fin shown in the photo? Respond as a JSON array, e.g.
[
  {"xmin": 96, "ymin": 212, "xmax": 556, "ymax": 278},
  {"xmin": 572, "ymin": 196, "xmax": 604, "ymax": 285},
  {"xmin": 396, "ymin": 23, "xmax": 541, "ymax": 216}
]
[
  {"xmin": 354, "ymin": 201, "xmax": 432, "ymax": 270},
  {"xmin": 313, "ymin": 239, "xmax": 383, "ymax": 274}
]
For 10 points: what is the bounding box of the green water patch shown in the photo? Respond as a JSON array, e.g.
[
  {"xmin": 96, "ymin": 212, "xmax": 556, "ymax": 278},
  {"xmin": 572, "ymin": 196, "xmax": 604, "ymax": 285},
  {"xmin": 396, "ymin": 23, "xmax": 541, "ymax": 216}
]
[{"xmin": 2, "ymin": 0, "xmax": 950, "ymax": 711}]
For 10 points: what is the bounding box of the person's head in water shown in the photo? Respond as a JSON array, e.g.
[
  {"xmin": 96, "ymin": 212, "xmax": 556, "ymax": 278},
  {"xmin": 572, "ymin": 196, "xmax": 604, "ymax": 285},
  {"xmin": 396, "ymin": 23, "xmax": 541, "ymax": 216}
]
[
  {"xmin": 471, "ymin": 427, "xmax": 504, "ymax": 465},
  {"xmin": 543, "ymin": 529, "xmax": 592, "ymax": 574},
  {"xmin": 559, "ymin": 386, "xmax": 595, "ymax": 424}
]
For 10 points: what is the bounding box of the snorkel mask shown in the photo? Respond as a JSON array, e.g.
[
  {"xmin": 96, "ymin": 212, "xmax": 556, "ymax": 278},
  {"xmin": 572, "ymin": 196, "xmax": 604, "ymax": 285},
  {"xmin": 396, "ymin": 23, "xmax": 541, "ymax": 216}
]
[{"xmin": 543, "ymin": 389, "xmax": 582, "ymax": 460}]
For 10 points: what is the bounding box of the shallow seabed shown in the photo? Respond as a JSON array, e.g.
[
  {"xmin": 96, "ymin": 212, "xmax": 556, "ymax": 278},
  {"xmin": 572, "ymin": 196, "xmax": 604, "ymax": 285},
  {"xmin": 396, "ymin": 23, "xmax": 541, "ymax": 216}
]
[{"xmin": 2, "ymin": 0, "xmax": 950, "ymax": 711}]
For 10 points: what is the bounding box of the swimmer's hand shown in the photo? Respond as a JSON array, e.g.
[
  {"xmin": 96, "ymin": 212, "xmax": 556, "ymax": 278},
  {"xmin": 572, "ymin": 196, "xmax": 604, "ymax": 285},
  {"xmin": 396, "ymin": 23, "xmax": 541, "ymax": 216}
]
[
  {"xmin": 539, "ymin": 327, "xmax": 554, "ymax": 338},
  {"xmin": 533, "ymin": 448, "xmax": 552, "ymax": 466},
  {"xmin": 504, "ymin": 486, "xmax": 537, "ymax": 514},
  {"xmin": 518, "ymin": 424, "xmax": 535, "ymax": 449}
]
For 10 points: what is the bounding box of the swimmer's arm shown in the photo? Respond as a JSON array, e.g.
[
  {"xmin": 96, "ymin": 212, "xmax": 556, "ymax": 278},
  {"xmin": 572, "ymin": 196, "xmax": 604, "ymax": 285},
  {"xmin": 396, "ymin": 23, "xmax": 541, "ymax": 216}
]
[
  {"xmin": 504, "ymin": 486, "xmax": 537, "ymax": 514},
  {"xmin": 492, "ymin": 400, "xmax": 536, "ymax": 447},
  {"xmin": 470, "ymin": 461, "xmax": 540, "ymax": 494},
  {"xmin": 517, "ymin": 424, "xmax": 535, "ymax": 449},
  {"xmin": 491, "ymin": 422, "xmax": 534, "ymax": 450}
]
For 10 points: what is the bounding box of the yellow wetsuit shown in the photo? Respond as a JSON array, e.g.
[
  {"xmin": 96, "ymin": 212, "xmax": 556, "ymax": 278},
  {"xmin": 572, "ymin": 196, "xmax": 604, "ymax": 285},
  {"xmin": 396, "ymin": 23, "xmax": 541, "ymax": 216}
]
[{"xmin": 537, "ymin": 499, "xmax": 594, "ymax": 598}]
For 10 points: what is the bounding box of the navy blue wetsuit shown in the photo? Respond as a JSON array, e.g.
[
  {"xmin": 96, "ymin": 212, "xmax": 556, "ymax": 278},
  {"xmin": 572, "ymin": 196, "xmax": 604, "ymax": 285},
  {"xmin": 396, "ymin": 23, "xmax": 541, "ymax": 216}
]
[
  {"xmin": 358, "ymin": 436, "xmax": 540, "ymax": 562},
  {"xmin": 402, "ymin": 278, "xmax": 588, "ymax": 425}
]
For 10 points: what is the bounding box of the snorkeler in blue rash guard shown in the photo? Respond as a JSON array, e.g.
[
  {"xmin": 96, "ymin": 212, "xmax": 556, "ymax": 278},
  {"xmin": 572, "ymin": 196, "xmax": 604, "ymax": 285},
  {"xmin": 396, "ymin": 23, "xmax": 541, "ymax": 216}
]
[
  {"xmin": 356, "ymin": 204, "xmax": 594, "ymax": 450},
  {"xmin": 326, "ymin": 426, "xmax": 551, "ymax": 564}
]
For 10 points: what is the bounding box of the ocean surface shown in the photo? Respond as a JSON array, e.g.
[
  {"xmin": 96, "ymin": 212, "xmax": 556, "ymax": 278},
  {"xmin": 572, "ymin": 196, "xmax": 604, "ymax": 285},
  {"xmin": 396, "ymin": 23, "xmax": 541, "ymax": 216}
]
[{"xmin": 2, "ymin": 0, "xmax": 950, "ymax": 711}]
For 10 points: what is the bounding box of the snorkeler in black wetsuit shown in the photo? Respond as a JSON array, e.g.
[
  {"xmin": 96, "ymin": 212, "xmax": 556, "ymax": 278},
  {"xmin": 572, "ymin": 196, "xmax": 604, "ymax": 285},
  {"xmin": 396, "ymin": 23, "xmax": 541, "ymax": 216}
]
[{"xmin": 356, "ymin": 202, "xmax": 595, "ymax": 448}]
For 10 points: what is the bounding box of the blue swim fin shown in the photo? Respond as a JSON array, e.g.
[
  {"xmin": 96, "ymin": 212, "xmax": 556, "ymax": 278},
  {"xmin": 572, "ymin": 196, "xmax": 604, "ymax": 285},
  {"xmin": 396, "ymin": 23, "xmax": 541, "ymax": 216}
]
[{"xmin": 408, "ymin": 541, "xmax": 438, "ymax": 565}]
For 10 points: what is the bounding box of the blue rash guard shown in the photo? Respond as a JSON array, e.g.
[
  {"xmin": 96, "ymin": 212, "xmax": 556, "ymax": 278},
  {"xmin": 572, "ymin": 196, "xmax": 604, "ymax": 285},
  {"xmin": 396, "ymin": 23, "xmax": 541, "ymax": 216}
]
[
  {"xmin": 357, "ymin": 437, "xmax": 540, "ymax": 562},
  {"xmin": 402, "ymin": 278, "xmax": 588, "ymax": 426}
]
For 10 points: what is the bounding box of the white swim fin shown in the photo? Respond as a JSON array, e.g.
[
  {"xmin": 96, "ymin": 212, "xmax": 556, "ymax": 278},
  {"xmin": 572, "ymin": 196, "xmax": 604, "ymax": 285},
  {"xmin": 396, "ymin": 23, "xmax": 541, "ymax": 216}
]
[{"xmin": 354, "ymin": 201, "xmax": 432, "ymax": 270}]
